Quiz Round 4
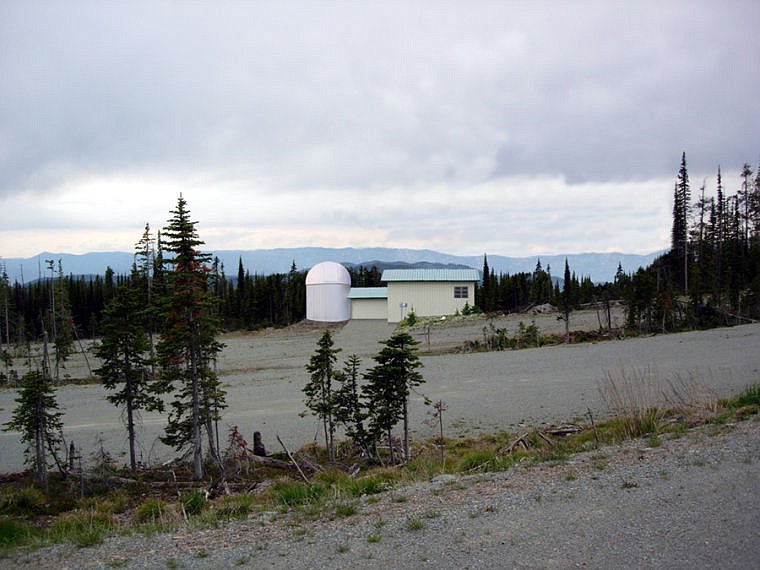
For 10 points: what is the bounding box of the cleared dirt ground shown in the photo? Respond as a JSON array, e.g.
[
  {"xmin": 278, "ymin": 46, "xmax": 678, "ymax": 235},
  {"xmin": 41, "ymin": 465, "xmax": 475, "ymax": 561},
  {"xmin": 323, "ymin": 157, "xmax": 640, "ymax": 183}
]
[{"xmin": 1, "ymin": 308, "xmax": 758, "ymax": 473}]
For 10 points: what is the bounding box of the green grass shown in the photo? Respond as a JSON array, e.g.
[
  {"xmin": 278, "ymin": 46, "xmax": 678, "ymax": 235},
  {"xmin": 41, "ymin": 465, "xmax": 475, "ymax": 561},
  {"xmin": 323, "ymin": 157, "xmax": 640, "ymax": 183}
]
[
  {"xmin": 49, "ymin": 510, "xmax": 115, "ymax": 547},
  {"xmin": 272, "ymin": 481, "xmax": 326, "ymax": 507},
  {"xmin": 405, "ymin": 518, "xmax": 425, "ymax": 531},
  {"xmin": 724, "ymin": 383, "xmax": 760, "ymax": 408},
  {"xmin": 181, "ymin": 490, "xmax": 207, "ymax": 516},
  {"xmin": 0, "ymin": 519, "xmax": 41, "ymax": 550},
  {"xmin": 216, "ymin": 494, "xmax": 254, "ymax": 519},
  {"xmin": 135, "ymin": 498, "xmax": 172, "ymax": 524},
  {"xmin": 334, "ymin": 501, "xmax": 357, "ymax": 517}
]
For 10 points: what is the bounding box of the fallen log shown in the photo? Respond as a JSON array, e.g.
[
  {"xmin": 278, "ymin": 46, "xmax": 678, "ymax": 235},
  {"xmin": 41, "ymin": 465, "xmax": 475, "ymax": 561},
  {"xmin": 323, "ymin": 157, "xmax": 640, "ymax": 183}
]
[
  {"xmin": 246, "ymin": 451, "xmax": 293, "ymax": 470},
  {"xmin": 499, "ymin": 432, "xmax": 530, "ymax": 455}
]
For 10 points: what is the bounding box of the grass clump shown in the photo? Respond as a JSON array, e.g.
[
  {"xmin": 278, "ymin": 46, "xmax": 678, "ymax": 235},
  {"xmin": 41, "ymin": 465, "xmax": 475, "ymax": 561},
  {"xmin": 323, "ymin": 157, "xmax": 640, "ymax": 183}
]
[
  {"xmin": 405, "ymin": 518, "xmax": 425, "ymax": 531},
  {"xmin": 721, "ymin": 383, "xmax": 760, "ymax": 419},
  {"xmin": 272, "ymin": 481, "xmax": 326, "ymax": 507},
  {"xmin": 135, "ymin": 498, "xmax": 173, "ymax": 525},
  {"xmin": 0, "ymin": 486, "xmax": 48, "ymax": 516},
  {"xmin": 0, "ymin": 519, "xmax": 41, "ymax": 551},
  {"xmin": 216, "ymin": 494, "xmax": 255, "ymax": 519},
  {"xmin": 181, "ymin": 490, "xmax": 207, "ymax": 516},
  {"xmin": 334, "ymin": 501, "xmax": 357, "ymax": 518},
  {"xmin": 345, "ymin": 474, "xmax": 394, "ymax": 497},
  {"xmin": 49, "ymin": 510, "xmax": 114, "ymax": 547}
]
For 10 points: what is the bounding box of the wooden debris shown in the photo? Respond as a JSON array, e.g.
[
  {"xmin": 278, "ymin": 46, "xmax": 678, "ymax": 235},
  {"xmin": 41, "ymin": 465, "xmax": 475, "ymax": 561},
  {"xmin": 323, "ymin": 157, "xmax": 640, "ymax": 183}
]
[
  {"xmin": 499, "ymin": 432, "xmax": 530, "ymax": 455},
  {"xmin": 277, "ymin": 435, "xmax": 310, "ymax": 483},
  {"xmin": 544, "ymin": 425, "xmax": 583, "ymax": 436}
]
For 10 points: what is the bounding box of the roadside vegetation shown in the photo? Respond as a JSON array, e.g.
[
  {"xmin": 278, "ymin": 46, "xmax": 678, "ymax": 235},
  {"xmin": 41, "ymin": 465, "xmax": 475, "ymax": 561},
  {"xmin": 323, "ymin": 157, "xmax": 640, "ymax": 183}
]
[{"xmin": 1, "ymin": 381, "xmax": 757, "ymax": 556}]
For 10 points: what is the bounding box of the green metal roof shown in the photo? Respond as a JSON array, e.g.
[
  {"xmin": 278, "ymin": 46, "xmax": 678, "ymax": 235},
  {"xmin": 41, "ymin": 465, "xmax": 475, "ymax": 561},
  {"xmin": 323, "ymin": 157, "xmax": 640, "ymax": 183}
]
[
  {"xmin": 347, "ymin": 287, "xmax": 388, "ymax": 299},
  {"xmin": 381, "ymin": 268, "xmax": 479, "ymax": 282}
]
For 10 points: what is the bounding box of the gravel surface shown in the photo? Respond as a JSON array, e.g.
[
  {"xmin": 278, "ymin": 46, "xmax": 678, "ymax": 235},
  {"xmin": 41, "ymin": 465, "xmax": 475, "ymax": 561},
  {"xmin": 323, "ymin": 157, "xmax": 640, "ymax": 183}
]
[
  {"xmin": 6, "ymin": 420, "xmax": 759, "ymax": 569},
  {"xmin": 2, "ymin": 312, "xmax": 759, "ymax": 473}
]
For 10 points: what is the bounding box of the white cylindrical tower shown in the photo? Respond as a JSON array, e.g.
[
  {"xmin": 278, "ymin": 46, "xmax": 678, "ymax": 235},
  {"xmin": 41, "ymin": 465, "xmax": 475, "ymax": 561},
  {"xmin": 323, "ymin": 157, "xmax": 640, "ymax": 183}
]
[{"xmin": 305, "ymin": 261, "xmax": 351, "ymax": 322}]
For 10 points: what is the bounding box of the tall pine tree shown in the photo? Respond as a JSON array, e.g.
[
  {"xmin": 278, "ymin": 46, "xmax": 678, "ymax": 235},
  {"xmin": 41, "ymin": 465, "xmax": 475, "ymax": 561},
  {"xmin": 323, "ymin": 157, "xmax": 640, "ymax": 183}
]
[{"xmin": 156, "ymin": 195, "xmax": 226, "ymax": 480}]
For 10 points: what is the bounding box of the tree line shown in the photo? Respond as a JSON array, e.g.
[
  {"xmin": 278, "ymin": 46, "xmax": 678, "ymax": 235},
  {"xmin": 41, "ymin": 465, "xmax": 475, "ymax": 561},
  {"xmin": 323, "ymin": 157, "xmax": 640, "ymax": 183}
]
[
  {"xmin": 629, "ymin": 153, "xmax": 760, "ymax": 331},
  {"xmin": 0, "ymin": 250, "xmax": 382, "ymax": 349}
]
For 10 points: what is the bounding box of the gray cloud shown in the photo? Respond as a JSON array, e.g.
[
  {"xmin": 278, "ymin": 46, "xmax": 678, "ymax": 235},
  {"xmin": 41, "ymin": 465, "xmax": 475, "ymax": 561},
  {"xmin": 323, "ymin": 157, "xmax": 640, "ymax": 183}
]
[{"xmin": 0, "ymin": 1, "xmax": 758, "ymax": 257}]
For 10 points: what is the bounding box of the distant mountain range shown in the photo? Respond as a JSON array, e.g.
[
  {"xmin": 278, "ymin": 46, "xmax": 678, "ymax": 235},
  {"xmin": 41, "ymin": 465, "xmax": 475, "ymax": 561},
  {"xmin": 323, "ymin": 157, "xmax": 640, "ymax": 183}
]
[{"xmin": 2, "ymin": 247, "xmax": 664, "ymax": 285}]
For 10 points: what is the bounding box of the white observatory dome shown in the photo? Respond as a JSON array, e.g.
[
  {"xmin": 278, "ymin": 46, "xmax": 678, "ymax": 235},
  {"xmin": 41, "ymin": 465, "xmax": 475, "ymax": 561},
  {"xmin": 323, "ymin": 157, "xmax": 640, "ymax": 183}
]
[{"xmin": 306, "ymin": 262, "xmax": 351, "ymax": 322}]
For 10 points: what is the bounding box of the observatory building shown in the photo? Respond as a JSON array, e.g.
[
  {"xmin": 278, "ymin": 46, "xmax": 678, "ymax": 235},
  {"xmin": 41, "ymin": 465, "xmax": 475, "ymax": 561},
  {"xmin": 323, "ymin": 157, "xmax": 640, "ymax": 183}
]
[
  {"xmin": 306, "ymin": 261, "xmax": 478, "ymax": 323},
  {"xmin": 305, "ymin": 261, "xmax": 352, "ymax": 322}
]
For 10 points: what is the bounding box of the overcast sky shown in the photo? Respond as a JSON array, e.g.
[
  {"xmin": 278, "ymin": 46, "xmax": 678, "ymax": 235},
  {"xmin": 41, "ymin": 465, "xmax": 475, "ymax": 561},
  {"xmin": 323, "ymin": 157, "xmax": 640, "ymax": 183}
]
[{"xmin": 1, "ymin": 1, "xmax": 758, "ymax": 260}]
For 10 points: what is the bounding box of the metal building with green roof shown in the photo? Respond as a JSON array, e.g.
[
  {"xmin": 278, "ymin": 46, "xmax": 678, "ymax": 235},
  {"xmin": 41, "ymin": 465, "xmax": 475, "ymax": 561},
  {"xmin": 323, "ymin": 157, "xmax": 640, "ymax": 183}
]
[{"xmin": 347, "ymin": 268, "xmax": 478, "ymax": 323}]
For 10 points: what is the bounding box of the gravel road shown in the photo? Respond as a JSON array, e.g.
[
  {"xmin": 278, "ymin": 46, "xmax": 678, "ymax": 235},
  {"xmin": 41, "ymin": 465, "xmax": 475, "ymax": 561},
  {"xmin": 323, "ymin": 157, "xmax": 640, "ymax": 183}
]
[
  {"xmin": 7, "ymin": 419, "xmax": 759, "ymax": 569},
  {"xmin": 1, "ymin": 312, "xmax": 759, "ymax": 473}
]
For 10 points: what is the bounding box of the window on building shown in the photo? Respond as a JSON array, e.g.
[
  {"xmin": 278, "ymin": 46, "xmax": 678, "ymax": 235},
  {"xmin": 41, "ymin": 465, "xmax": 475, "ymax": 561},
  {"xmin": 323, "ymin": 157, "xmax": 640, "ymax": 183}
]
[{"xmin": 454, "ymin": 285, "xmax": 468, "ymax": 298}]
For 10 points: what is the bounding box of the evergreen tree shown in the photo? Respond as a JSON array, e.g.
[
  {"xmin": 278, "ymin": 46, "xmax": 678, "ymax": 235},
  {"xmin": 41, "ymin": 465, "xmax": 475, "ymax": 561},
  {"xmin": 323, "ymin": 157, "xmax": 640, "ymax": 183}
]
[
  {"xmin": 95, "ymin": 276, "xmax": 160, "ymax": 472},
  {"xmin": 332, "ymin": 353, "xmax": 368, "ymax": 451},
  {"xmin": 3, "ymin": 337, "xmax": 63, "ymax": 490},
  {"xmin": 480, "ymin": 254, "xmax": 491, "ymax": 311},
  {"xmin": 559, "ymin": 259, "xmax": 572, "ymax": 342},
  {"xmin": 671, "ymin": 152, "xmax": 690, "ymax": 292},
  {"xmin": 134, "ymin": 224, "xmax": 157, "ymax": 378},
  {"xmin": 156, "ymin": 195, "xmax": 225, "ymax": 480},
  {"xmin": 362, "ymin": 332, "xmax": 423, "ymax": 463},
  {"xmin": 304, "ymin": 329, "xmax": 341, "ymax": 461}
]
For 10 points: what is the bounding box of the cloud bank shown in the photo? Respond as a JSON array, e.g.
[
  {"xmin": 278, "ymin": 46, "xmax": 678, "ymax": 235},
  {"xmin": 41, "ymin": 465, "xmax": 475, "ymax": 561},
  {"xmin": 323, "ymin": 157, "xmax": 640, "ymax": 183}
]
[{"xmin": 1, "ymin": 1, "xmax": 758, "ymax": 258}]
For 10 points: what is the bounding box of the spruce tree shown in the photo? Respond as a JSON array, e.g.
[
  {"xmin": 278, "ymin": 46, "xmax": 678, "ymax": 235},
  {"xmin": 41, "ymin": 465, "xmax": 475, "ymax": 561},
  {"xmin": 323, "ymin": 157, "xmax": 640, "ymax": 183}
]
[
  {"xmin": 304, "ymin": 329, "xmax": 341, "ymax": 461},
  {"xmin": 363, "ymin": 332, "xmax": 423, "ymax": 463},
  {"xmin": 95, "ymin": 275, "xmax": 160, "ymax": 472},
  {"xmin": 481, "ymin": 254, "xmax": 491, "ymax": 311},
  {"xmin": 3, "ymin": 336, "xmax": 63, "ymax": 490},
  {"xmin": 559, "ymin": 259, "xmax": 572, "ymax": 342},
  {"xmin": 671, "ymin": 152, "xmax": 690, "ymax": 292},
  {"xmin": 156, "ymin": 195, "xmax": 225, "ymax": 480},
  {"xmin": 332, "ymin": 354, "xmax": 368, "ymax": 451}
]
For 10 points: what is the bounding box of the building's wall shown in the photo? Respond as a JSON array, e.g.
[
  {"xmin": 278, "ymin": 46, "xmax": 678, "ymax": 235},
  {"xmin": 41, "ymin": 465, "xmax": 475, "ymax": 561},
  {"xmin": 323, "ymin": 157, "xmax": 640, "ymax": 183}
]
[
  {"xmin": 386, "ymin": 281, "xmax": 475, "ymax": 323},
  {"xmin": 306, "ymin": 283, "xmax": 351, "ymax": 322},
  {"xmin": 350, "ymin": 298, "xmax": 388, "ymax": 320}
]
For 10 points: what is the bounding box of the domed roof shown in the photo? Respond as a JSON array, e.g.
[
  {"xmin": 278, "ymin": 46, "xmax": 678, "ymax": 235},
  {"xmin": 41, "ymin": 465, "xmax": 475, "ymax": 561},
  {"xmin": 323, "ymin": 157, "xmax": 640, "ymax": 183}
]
[{"xmin": 305, "ymin": 261, "xmax": 351, "ymax": 286}]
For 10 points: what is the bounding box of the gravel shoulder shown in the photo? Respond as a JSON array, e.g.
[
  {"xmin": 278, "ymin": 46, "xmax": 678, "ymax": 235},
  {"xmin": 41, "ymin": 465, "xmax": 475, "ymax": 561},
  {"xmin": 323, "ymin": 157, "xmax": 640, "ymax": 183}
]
[{"xmin": 7, "ymin": 420, "xmax": 759, "ymax": 569}]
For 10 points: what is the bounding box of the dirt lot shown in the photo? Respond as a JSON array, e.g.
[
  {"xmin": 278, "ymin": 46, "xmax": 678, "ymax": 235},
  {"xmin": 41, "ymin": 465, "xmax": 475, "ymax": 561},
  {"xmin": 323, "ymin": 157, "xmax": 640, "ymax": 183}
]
[{"xmin": 1, "ymin": 308, "xmax": 759, "ymax": 473}]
